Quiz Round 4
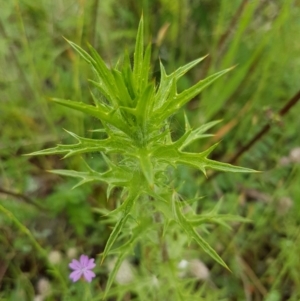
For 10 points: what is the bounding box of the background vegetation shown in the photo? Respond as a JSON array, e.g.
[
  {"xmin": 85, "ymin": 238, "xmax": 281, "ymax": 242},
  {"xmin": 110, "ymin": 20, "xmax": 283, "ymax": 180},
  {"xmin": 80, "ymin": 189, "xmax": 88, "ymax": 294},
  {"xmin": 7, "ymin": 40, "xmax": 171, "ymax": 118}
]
[{"xmin": 1, "ymin": 0, "xmax": 300, "ymax": 300}]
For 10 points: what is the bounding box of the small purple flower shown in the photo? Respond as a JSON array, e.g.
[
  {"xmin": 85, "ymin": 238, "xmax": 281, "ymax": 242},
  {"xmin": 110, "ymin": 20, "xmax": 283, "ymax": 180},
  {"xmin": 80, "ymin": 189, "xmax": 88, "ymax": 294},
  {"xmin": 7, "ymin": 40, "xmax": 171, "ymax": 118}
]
[{"xmin": 69, "ymin": 254, "xmax": 96, "ymax": 282}]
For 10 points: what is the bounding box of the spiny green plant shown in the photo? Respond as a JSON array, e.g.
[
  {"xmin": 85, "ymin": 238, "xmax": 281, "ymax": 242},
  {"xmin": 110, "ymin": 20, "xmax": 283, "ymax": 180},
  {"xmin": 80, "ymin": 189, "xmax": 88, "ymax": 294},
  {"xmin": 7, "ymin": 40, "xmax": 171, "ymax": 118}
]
[{"xmin": 28, "ymin": 16, "xmax": 257, "ymax": 295}]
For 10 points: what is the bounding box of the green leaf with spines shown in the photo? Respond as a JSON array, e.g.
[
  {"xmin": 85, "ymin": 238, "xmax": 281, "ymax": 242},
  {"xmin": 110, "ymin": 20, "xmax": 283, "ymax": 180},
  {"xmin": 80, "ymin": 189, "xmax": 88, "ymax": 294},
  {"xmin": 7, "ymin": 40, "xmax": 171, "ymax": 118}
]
[
  {"xmin": 172, "ymin": 55, "xmax": 208, "ymax": 79},
  {"xmin": 103, "ymin": 218, "xmax": 150, "ymax": 298},
  {"xmin": 154, "ymin": 56, "xmax": 207, "ymax": 110},
  {"xmin": 135, "ymin": 83, "xmax": 155, "ymax": 128},
  {"xmin": 186, "ymin": 198, "xmax": 252, "ymax": 229},
  {"xmin": 133, "ymin": 16, "xmax": 144, "ymax": 94},
  {"xmin": 101, "ymin": 189, "xmax": 139, "ymax": 263},
  {"xmin": 155, "ymin": 67, "xmax": 234, "ymax": 122},
  {"xmin": 172, "ymin": 198, "xmax": 230, "ymax": 270},
  {"xmin": 138, "ymin": 148, "xmax": 154, "ymax": 187},
  {"xmin": 26, "ymin": 129, "xmax": 136, "ymax": 159},
  {"xmin": 64, "ymin": 38, "xmax": 93, "ymax": 64},
  {"xmin": 141, "ymin": 43, "xmax": 152, "ymax": 91},
  {"xmin": 49, "ymin": 164, "xmax": 132, "ymax": 189},
  {"xmin": 121, "ymin": 50, "xmax": 137, "ymax": 100},
  {"xmin": 50, "ymin": 98, "xmax": 131, "ymax": 136},
  {"xmin": 179, "ymin": 120, "xmax": 222, "ymax": 150},
  {"xmin": 203, "ymin": 159, "xmax": 260, "ymax": 173},
  {"xmin": 104, "ymin": 254, "xmax": 127, "ymax": 298},
  {"xmin": 66, "ymin": 39, "xmax": 119, "ymax": 108},
  {"xmin": 175, "ymin": 67, "xmax": 233, "ymax": 107},
  {"xmin": 87, "ymin": 43, "xmax": 119, "ymax": 107},
  {"xmin": 189, "ymin": 214, "xmax": 252, "ymax": 228},
  {"xmin": 154, "ymin": 61, "xmax": 171, "ymax": 109},
  {"xmin": 88, "ymin": 80, "xmax": 115, "ymax": 107},
  {"xmin": 154, "ymin": 141, "xmax": 258, "ymax": 176},
  {"xmin": 171, "ymin": 130, "xmax": 193, "ymax": 150},
  {"xmin": 112, "ymin": 69, "xmax": 134, "ymax": 108},
  {"xmin": 27, "ymin": 17, "xmax": 259, "ymax": 273}
]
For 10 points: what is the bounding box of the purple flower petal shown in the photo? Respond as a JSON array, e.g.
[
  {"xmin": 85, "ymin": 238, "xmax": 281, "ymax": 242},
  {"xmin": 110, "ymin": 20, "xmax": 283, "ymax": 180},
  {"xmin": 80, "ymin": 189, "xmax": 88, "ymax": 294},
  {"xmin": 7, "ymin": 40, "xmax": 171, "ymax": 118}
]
[
  {"xmin": 83, "ymin": 270, "xmax": 96, "ymax": 282},
  {"xmin": 69, "ymin": 254, "xmax": 96, "ymax": 283},
  {"xmin": 69, "ymin": 270, "xmax": 82, "ymax": 282},
  {"xmin": 69, "ymin": 259, "xmax": 81, "ymax": 270},
  {"xmin": 80, "ymin": 254, "xmax": 89, "ymax": 267},
  {"xmin": 86, "ymin": 258, "xmax": 96, "ymax": 269}
]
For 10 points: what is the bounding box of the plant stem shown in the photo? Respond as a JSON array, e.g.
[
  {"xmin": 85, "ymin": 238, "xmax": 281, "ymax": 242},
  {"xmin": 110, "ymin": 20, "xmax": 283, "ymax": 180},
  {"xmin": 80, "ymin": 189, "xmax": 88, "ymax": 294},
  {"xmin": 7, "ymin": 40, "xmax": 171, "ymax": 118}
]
[
  {"xmin": 0, "ymin": 203, "xmax": 68, "ymax": 291},
  {"xmin": 228, "ymin": 89, "xmax": 300, "ymax": 164}
]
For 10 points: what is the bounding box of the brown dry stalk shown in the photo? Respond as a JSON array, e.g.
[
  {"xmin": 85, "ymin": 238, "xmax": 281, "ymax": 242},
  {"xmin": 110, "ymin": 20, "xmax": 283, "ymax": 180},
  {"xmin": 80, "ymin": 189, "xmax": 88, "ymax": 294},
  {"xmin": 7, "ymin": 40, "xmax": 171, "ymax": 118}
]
[
  {"xmin": 200, "ymin": 0, "xmax": 250, "ymax": 77},
  {"xmin": 205, "ymin": 89, "xmax": 300, "ymax": 181},
  {"xmin": 0, "ymin": 187, "xmax": 47, "ymax": 211},
  {"xmin": 228, "ymin": 89, "xmax": 300, "ymax": 165}
]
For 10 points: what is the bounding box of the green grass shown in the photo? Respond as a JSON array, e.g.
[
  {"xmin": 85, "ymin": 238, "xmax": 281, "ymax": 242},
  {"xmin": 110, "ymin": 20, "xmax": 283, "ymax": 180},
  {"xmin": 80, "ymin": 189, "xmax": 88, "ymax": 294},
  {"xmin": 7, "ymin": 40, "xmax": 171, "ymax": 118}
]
[{"xmin": 1, "ymin": 0, "xmax": 300, "ymax": 300}]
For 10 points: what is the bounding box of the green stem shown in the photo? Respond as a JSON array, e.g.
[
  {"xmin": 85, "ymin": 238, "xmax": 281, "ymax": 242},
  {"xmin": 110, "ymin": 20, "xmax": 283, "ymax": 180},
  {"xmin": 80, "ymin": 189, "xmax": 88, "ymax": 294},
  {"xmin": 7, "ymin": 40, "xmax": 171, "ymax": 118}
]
[{"xmin": 0, "ymin": 203, "xmax": 68, "ymax": 291}]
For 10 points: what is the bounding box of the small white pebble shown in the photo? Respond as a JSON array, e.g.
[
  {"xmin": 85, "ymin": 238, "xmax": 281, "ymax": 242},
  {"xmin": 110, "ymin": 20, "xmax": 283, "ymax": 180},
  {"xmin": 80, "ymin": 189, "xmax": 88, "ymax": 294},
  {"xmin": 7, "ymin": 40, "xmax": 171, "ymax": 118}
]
[
  {"xmin": 48, "ymin": 250, "xmax": 62, "ymax": 265},
  {"xmin": 107, "ymin": 258, "xmax": 134, "ymax": 285},
  {"xmin": 67, "ymin": 247, "xmax": 78, "ymax": 259},
  {"xmin": 277, "ymin": 197, "xmax": 293, "ymax": 215},
  {"xmin": 178, "ymin": 259, "xmax": 189, "ymax": 278},
  {"xmin": 37, "ymin": 277, "xmax": 51, "ymax": 296},
  {"xmin": 151, "ymin": 275, "xmax": 160, "ymax": 288},
  {"xmin": 33, "ymin": 295, "xmax": 44, "ymax": 301},
  {"xmin": 189, "ymin": 259, "xmax": 210, "ymax": 280},
  {"xmin": 289, "ymin": 147, "xmax": 300, "ymax": 163},
  {"xmin": 178, "ymin": 259, "xmax": 189, "ymax": 269},
  {"xmin": 278, "ymin": 156, "xmax": 290, "ymax": 166}
]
